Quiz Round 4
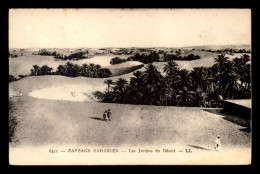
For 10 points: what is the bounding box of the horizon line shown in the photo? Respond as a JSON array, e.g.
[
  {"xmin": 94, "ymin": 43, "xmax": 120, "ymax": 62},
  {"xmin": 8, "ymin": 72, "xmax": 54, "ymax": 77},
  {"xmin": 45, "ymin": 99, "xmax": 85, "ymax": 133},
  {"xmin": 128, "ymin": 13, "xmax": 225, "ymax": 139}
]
[{"xmin": 9, "ymin": 43, "xmax": 251, "ymax": 49}]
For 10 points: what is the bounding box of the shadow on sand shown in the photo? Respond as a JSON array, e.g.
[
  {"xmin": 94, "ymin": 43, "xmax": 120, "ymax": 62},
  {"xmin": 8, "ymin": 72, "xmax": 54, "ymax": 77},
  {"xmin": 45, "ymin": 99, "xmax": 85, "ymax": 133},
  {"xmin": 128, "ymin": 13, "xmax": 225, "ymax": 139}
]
[
  {"xmin": 83, "ymin": 93, "xmax": 97, "ymax": 102},
  {"xmin": 239, "ymin": 127, "xmax": 251, "ymax": 133},
  {"xmin": 187, "ymin": 145, "xmax": 212, "ymax": 151},
  {"xmin": 202, "ymin": 109, "xmax": 251, "ymax": 133},
  {"xmin": 90, "ymin": 117, "xmax": 105, "ymax": 121}
]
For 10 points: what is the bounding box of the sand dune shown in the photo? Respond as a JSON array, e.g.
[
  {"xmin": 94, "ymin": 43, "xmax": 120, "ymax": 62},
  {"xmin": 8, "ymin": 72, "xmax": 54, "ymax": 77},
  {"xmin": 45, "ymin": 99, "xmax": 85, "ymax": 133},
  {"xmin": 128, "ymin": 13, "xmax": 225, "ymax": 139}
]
[
  {"xmin": 9, "ymin": 55, "xmax": 131, "ymax": 77},
  {"xmin": 28, "ymin": 84, "xmax": 99, "ymax": 102},
  {"xmin": 9, "ymin": 73, "xmax": 251, "ymax": 166},
  {"xmin": 9, "ymin": 47, "xmax": 251, "ymax": 165},
  {"xmin": 107, "ymin": 61, "xmax": 143, "ymax": 76},
  {"xmin": 10, "ymin": 52, "xmax": 251, "ymax": 102},
  {"xmin": 9, "ymin": 76, "xmax": 251, "ymax": 148},
  {"xmin": 9, "ymin": 75, "xmax": 106, "ymax": 102}
]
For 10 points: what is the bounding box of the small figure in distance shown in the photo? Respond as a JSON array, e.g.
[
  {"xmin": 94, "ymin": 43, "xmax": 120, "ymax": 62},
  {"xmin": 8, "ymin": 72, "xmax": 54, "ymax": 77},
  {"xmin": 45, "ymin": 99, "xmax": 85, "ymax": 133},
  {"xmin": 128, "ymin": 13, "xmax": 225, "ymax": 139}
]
[
  {"xmin": 71, "ymin": 91, "xmax": 75, "ymax": 97},
  {"xmin": 214, "ymin": 135, "xmax": 222, "ymax": 151},
  {"xmin": 19, "ymin": 90, "xmax": 23, "ymax": 97},
  {"xmin": 103, "ymin": 110, "xmax": 108, "ymax": 121},
  {"xmin": 107, "ymin": 109, "xmax": 112, "ymax": 121}
]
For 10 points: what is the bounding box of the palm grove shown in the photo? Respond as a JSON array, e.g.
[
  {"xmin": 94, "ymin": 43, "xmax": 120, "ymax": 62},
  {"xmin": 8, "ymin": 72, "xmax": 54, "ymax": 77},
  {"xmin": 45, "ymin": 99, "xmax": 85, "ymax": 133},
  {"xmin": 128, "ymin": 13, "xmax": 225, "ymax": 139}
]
[
  {"xmin": 94, "ymin": 54, "xmax": 251, "ymax": 108},
  {"xmin": 30, "ymin": 62, "xmax": 112, "ymax": 78}
]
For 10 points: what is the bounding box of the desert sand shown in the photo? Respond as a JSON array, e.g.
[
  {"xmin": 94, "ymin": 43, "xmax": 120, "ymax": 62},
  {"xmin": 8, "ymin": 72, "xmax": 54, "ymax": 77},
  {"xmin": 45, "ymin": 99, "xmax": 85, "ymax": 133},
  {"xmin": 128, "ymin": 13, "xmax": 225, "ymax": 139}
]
[
  {"xmin": 9, "ymin": 76, "xmax": 251, "ymax": 149},
  {"xmin": 8, "ymin": 51, "xmax": 251, "ymax": 165}
]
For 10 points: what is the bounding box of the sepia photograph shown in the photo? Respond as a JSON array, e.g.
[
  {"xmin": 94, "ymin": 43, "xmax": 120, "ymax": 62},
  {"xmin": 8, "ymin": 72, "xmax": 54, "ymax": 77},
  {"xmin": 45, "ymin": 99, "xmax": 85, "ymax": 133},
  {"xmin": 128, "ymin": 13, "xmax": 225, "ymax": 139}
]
[{"xmin": 9, "ymin": 9, "xmax": 251, "ymax": 165}]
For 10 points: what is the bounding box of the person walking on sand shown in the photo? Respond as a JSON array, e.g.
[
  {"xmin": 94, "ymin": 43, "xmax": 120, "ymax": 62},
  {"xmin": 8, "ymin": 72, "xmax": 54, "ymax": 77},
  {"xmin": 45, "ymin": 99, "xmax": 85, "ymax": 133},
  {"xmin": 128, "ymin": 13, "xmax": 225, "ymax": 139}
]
[
  {"xmin": 71, "ymin": 91, "xmax": 76, "ymax": 97},
  {"xmin": 214, "ymin": 135, "xmax": 222, "ymax": 151},
  {"xmin": 19, "ymin": 90, "xmax": 23, "ymax": 97},
  {"xmin": 103, "ymin": 110, "xmax": 108, "ymax": 121},
  {"xmin": 107, "ymin": 109, "xmax": 112, "ymax": 121}
]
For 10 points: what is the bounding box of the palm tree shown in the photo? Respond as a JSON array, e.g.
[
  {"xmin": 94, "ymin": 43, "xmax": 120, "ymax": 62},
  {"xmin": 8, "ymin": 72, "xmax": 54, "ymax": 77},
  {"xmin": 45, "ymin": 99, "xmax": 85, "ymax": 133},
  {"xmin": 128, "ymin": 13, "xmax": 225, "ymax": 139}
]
[
  {"xmin": 92, "ymin": 91, "xmax": 105, "ymax": 101},
  {"xmin": 113, "ymin": 78, "xmax": 129, "ymax": 103},
  {"xmin": 130, "ymin": 71, "xmax": 143, "ymax": 86},
  {"xmin": 214, "ymin": 54, "xmax": 229, "ymax": 68},
  {"xmin": 232, "ymin": 54, "xmax": 251, "ymax": 98},
  {"xmin": 81, "ymin": 63, "xmax": 89, "ymax": 77},
  {"xmin": 163, "ymin": 60, "xmax": 179, "ymax": 76},
  {"xmin": 89, "ymin": 63, "xmax": 96, "ymax": 77},
  {"xmin": 194, "ymin": 87, "xmax": 209, "ymax": 107},
  {"xmin": 176, "ymin": 86, "xmax": 196, "ymax": 106},
  {"xmin": 243, "ymin": 64, "xmax": 251, "ymax": 93},
  {"xmin": 143, "ymin": 64, "xmax": 162, "ymax": 85},
  {"xmin": 94, "ymin": 64, "xmax": 101, "ymax": 77},
  {"xmin": 177, "ymin": 69, "xmax": 193, "ymax": 89},
  {"xmin": 241, "ymin": 54, "xmax": 250, "ymax": 64},
  {"xmin": 190, "ymin": 67, "xmax": 214, "ymax": 93},
  {"xmin": 65, "ymin": 62, "xmax": 80, "ymax": 77},
  {"xmin": 221, "ymin": 60, "xmax": 238, "ymax": 99},
  {"xmin": 104, "ymin": 79, "xmax": 113, "ymax": 93},
  {"xmin": 173, "ymin": 69, "xmax": 196, "ymax": 106},
  {"xmin": 129, "ymin": 71, "xmax": 144, "ymax": 104},
  {"xmin": 40, "ymin": 65, "xmax": 53, "ymax": 75},
  {"xmin": 56, "ymin": 65, "xmax": 67, "ymax": 76},
  {"xmin": 114, "ymin": 78, "xmax": 128, "ymax": 93},
  {"xmin": 142, "ymin": 64, "xmax": 163, "ymax": 104},
  {"xmin": 213, "ymin": 54, "xmax": 230, "ymax": 98},
  {"xmin": 31, "ymin": 65, "xmax": 40, "ymax": 76}
]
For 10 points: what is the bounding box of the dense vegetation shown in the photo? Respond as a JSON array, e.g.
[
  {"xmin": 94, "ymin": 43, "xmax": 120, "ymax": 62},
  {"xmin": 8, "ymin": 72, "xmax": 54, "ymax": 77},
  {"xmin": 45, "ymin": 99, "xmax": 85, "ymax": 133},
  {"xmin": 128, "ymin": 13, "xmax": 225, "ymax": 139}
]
[
  {"xmin": 110, "ymin": 48, "xmax": 133, "ymax": 55},
  {"xmin": 9, "ymin": 51, "xmax": 19, "ymax": 58},
  {"xmin": 127, "ymin": 51, "xmax": 161, "ymax": 63},
  {"xmin": 163, "ymin": 53, "xmax": 201, "ymax": 61},
  {"xmin": 126, "ymin": 51, "xmax": 201, "ymax": 64},
  {"xmin": 54, "ymin": 51, "xmax": 89, "ymax": 60},
  {"xmin": 110, "ymin": 51, "xmax": 201, "ymax": 65},
  {"xmin": 30, "ymin": 65, "xmax": 54, "ymax": 76},
  {"xmin": 9, "ymin": 74, "xmax": 17, "ymax": 82},
  {"xmin": 110, "ymin": 57, "xmax": 127, "ymax": 65},
  {"xmin": 36, "ymin": 49, "xmax": 58, "ymax": 56},
  {"xmin": 9, "ymin": 74, "xmax": 28, "ymax": 83},
  {"xmin": 55, "ymin": 63, "xmax": 112, "ymax": 78},
  {"xmin": 199, "ymin": 48, "xmax": 251, "ymax": 54},
  {"xmin": 30, "ymin": 62, "xmax": 112, "ymax": 78},
  {"xmin": 36, "ymin": 49, "xmax": 89, "ymax": 60},
  {"xmin": 9, "ymin": 54, "xmax": 18, "ymax": 58},
  {"xmin": 94, "ymin": 54, "xmax": 251, "ymax": 108}
]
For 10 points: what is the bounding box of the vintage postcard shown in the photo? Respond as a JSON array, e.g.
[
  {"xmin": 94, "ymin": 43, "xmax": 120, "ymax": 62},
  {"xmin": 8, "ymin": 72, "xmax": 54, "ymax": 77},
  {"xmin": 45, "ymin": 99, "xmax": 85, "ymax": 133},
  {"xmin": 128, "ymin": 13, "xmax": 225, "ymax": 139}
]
[{"xmin": 9, "ymin": 9, "xmax": 251, "ymax": 165}]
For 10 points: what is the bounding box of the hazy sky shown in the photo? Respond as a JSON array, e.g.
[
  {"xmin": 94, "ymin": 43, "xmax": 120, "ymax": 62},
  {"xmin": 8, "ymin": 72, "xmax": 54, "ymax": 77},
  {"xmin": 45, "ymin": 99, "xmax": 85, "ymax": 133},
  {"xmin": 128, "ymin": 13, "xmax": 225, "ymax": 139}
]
[{"xmin": 9, "ymin": 9, "xmax": 251, "ymax": 48}]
